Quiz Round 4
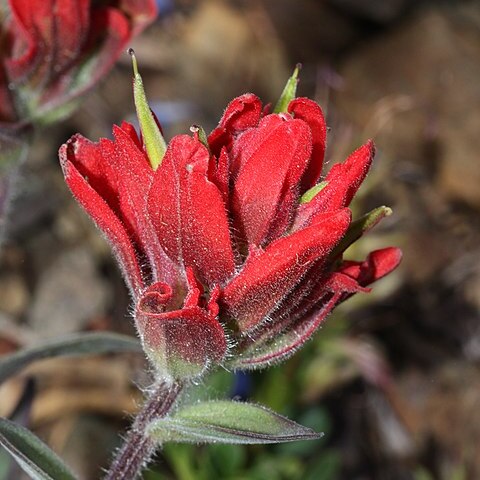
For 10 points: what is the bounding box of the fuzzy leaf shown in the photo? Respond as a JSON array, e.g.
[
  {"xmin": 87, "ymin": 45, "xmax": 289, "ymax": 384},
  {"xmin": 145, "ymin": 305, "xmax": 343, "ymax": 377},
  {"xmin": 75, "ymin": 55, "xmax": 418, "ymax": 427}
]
[
  {"xmin": 148, "ymin": 400, "xmax": 321, "ymax": 444},
  {"xmin": 0, "ymin": 417, "xmax": 78, "ymax": 480},
  {"xmin": 0, "ymin": 332, "xmax": 141, "ymax": 384}
]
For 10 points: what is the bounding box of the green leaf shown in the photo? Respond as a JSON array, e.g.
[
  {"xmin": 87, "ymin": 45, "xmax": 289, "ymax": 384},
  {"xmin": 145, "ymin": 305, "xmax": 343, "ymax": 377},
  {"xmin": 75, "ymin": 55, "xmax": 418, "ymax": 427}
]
[
  {"xmin": 331, "ymin": 205, "xmax": 392, "ymax": 257},
  {"xmin": 148, "ymin": 400, "xmax": 322, "ymax": 445},
  {"xmin": 0, "ymin": 447, "xmax": 12, "ymax": 479},
  {"xmin": 0, "ymin": 418, "xmax": 78, "ymax": 480},
  {"xmin": 274, "ymin": 64, "xmax": 301, "ymax": 114},
  {"xmin": 129, "ymin": 49, "xmax": 167, "ymax": 169},
  {"xmin": 277, "ymin": 407, "xmax": 332, "ymax": 457},
  {"xmin": 0, "ymin": 332, "xmax": 142, "ymax": 384}
]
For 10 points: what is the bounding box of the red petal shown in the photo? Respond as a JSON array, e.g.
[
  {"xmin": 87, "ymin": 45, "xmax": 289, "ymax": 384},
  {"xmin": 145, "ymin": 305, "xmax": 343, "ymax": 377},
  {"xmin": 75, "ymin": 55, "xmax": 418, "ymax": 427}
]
[
  {"xmin": 111, "ymin": 125, "xmax": 177, "ymax": 285},
  {"xmin": 325, "ymin": 271, "xmax": 371, "ymax": 293},
  {"xmin": 340, "ymin": 247, "xmax": 402, "ymax": 286},
  {"xmin": 119, "ymin": 121, "xmax": 143, "ymax": 150},
  {"xmin": 222, "ymin": 208, "xmax": 351, "ymax": 333},
  {"xmin": 62, "ymin": 127, "xmax": 152, "ymax": 244},
  {"xmin": 60, "ymin": 128, "xmax": 180, "ymax": 292},
  {"xmin": 112, "ymin": 124, "xmax": 152, "ymax": 230},
  {"xmin": 294, "ymin": 140, "xmax": 374, "ymax": 230},
  {"xmin": 233, "ymin": 292, "xmax": 342, "ymax": 369},
  {"xmin": 7, "ymin": 0, "xmax": 90, "ymax": 80},
  {"xmin": 243, "ymin": 248, "xmax": 401, "ymax": 357},
  {"xmin": 288, "ymin": 97, "xmax": 327, "ymax": 191},
  {"xmin": 6, "ymin": 0, "xmax": 155, "ymax": 110},
  {"xmin": 148, "ymin": 135, "xmax": 236, "ymax": 286},
  {"xmin": 136, "ymin": 282, "xmax": 227, "ymax": 378},
  {"xmin": 61, "ymin": 133, "xmax": 121, "ymax": 219},
  {"xmin": 239, "ymin": 248, "xmax": 402, "ymax": 367},
  {"xmin": 25, "ymin": 7, "xmax": 131, "ymax": 111},
  {"xmin": 208, "ymin": 93, "xmax": 262, "ymax": 156},
  {"xmin": 265, "ymin": 188, "xmax": 297, "ymax": 242},
  {"xmin": 231, "ymin": 114, "xmax": 312, "ymax": 245},
  {"xmin": 242, "ymin": 268, "xmax": 368, "ymax": 351},
  {"xmin": 65, "ymin": 7, "xmax": 130, "ymax": 98},
  {"xmin": 118, "ymin": 0, "xmax": 158, "ymax": 36},
  {"xmin": 234, "ymin": 250, "xmax": 393, "ymax": 369},
  {"xmin": 60, "ymin": 141, "xmax": 144, "ymax": 295},
  {"xmin": 210, "ymin": 147, "xmax": 230, "ymax": 205},
  {"xmin": 5, "ymin": 0, "xmax": 40, "ymax": 80}
]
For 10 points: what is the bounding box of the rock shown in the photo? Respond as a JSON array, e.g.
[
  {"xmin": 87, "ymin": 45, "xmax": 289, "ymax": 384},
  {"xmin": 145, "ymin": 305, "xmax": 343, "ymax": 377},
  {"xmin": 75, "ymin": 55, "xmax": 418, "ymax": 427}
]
[
  {"xmin": 28, "ymin": 247, "xmax": 111, "ymax": 337},
  {"xmin": 0, "ymin": 273, "xmax": 29, "ymax": 317},
  {"xmin": 171, "ymin": 0, "xmax": 289, "ymax": 121},
  {"xmin": 336, "ymin": 5, "xmax": 480, "ymax": 209},
  {"xmin": 399, "ymin": 364, "xmax": 480, "ymax": 476}
]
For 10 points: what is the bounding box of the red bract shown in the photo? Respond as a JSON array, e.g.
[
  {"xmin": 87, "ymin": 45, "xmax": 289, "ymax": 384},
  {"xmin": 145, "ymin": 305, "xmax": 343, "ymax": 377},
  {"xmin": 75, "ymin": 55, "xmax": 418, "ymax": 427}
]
[
  {"xmin": 60, "ymin": 89, "xmax": 401, "ymax": 379},
  {"xmin": 0, "ymin": 0, "xmax": 157, "ymax": 129}
]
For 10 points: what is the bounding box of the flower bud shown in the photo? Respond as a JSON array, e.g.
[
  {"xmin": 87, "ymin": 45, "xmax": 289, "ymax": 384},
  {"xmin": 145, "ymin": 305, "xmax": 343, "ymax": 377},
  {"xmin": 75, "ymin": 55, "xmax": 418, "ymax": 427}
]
[{"xmin": 135, "ymin": 281, "xmax": 228, "ymax": 380}]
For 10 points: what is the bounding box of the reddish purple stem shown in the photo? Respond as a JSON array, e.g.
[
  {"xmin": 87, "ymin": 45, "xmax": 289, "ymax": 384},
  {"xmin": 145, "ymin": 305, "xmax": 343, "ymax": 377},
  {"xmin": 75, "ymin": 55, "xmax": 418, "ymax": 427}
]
[{"xmin": 104, "ymin": 380, "xmax": 183, "ymax": 480}]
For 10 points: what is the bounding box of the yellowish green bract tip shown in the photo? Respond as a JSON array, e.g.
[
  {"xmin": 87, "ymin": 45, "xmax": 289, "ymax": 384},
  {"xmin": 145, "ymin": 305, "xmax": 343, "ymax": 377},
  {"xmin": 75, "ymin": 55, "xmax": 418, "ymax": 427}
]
[
  {"xmin": 128, "ymin": 48, "xmax": 139, "ymax": 76},
  {"xmin": 300, "ymin": 181, "xmax": 328, "ymax": 204},
  {"xmin": 190, "ymin": 124, "xmax": 210, "ymax": 152},
  {"xmin": 274, "ymin": 64, "xmax": 302, "ymax": 114},
  {"xmin": 130, "ymin": 49, "xmax": 167, "ymax": 170}
]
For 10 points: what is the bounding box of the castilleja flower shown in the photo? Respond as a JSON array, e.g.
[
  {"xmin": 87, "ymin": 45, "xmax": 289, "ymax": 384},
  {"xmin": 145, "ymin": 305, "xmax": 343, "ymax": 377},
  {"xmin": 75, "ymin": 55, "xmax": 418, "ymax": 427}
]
[
  {"xmin": 60, "ymin": 60, "xmax": 401, "ymax": 380},
  {"xmin": 0, "ymin": 0, "xmax": 157, "ymax": 129}
]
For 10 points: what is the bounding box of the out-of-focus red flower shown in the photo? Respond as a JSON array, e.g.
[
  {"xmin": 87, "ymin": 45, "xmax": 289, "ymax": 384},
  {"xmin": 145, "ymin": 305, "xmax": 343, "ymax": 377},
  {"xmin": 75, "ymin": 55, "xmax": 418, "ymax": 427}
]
[
  {"xmin": 60, "ymin": 76, "xmax": 401, "ymax": 380},
  {"xmin": 0, "ymin": 0, "xmax": 157, "ymax": 129}
]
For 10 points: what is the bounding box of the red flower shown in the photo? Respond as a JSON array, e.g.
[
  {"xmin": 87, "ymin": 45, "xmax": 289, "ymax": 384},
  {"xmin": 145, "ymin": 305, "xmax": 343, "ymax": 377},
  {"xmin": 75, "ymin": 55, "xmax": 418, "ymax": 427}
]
[
  {"xmin": 0, "ymin": 0, "xmax": 157, "ymax": 128},
  {"xmin": 60, "ymin": 79, "xmax": 401, "ymax": 379}
]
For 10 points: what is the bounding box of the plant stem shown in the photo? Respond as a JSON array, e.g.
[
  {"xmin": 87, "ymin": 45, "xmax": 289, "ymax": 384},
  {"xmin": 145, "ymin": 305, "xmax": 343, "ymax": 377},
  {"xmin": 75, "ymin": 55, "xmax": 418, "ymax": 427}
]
[{"xmin": 104, "ymin": 380, "xmax": 182, "ymax": 480}]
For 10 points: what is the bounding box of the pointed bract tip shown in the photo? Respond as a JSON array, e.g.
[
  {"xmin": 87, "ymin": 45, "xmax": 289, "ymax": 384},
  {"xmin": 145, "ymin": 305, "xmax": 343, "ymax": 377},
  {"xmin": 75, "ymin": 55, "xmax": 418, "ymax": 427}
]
[
  {"xmin": 292, "ymin": 64, "xmax": 301, "ymax": 81},
  {"xmin": 274, "ymin": 64, "xmax": 302, "ymax": 113},
  {"xmin": 131, "ymin": 51, "xmax": 167, "ymax": 169},
  {"xmin": 190, "ymin": 124, "xmax": 209, "ymax": 151},
  {"xmin": 128, "ymin": 48, "xmax": 139, "ymax": 76},
  {"xmin": 366, "ymin": 139, "xmax": 376, "ymax": 154}
]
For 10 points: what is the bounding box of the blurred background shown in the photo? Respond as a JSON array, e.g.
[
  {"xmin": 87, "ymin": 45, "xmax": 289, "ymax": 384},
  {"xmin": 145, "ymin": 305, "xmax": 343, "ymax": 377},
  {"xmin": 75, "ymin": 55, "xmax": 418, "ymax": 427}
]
[{"xmin": 1, "ymin": 0, "xmax": 480, "ymax": 478}]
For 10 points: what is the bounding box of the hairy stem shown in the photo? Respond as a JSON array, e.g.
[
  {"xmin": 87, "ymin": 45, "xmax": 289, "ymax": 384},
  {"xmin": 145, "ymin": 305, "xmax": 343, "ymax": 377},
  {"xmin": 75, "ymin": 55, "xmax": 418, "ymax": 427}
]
[{"xmin": 104, "ymin": 380, "xmax": 183, "ymax": 480}]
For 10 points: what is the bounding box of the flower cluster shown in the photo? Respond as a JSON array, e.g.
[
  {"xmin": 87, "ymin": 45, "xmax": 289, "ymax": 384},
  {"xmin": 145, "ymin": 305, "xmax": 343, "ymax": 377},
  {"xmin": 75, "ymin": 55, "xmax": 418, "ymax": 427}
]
[
  {"xmin": 0, "ymin": 0, "xmax": 157, "ymax": 130},
  {"xmin": 60, "ymin": 69, "xmax": 401, "ymax": 380}
]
